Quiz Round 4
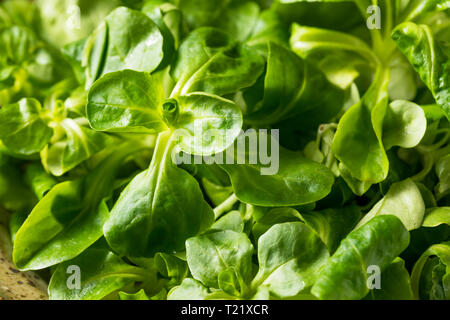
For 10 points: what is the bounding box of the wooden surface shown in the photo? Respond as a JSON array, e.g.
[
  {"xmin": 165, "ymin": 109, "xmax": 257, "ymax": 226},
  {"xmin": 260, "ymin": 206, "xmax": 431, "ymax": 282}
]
[{"xmin": 0, "ymin": 211, "xmax": 48, "ymax": 300}]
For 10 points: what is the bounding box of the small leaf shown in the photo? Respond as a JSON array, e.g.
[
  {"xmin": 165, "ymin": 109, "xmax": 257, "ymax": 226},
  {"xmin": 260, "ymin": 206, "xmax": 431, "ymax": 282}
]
[
  {"xmin": 252, "ymin": 222, "xmax": 329, "ymax": 298},
  {"xmin": 0, "ymin": 98, "xmax": 53, "ymax": 155},
  {"xmin": 186, "ymin": 230, "xmax": 253, "ymax": 288},
  {"xmin": 172, "ymin": 93, "xmax": 243, "ymax": 156},
  {"xmin": 383, "ymin": 100, "xmax": 427, "ymax": 149},
  {"xmin": 355, "ymin": 179, "xmax": 425, "ymax": 231}
]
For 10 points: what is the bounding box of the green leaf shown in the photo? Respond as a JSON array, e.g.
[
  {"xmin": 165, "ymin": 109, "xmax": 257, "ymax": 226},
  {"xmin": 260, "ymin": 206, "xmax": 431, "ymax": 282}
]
[
  {"xmin": 252, "ymin": 222, "xmax": 329, "ymax": 298},
  {"xmin": 218, "ymin": 267, "xmax": 243, "ymax": 297},
  {"xmin": 0, "ymin": 25, "xmax": 71, "ymax": 102},
  {"xmin": 382, "ymin": 100, "xmax": 427, "ymax": 149},
  {"xmin": 48, "ymin": 249, "xmax": 147, "ymax": 300},
  {"xmin": 332, "ymin": 68, "xmax": 390, "ymax": 184},
  {"xmin": 0, "ymin": 98, "xmax": 53, "ymax": 155},
  {"xmin": 392, "ymin": 22, "xmax": 450, "ymax": 120},
  {"xmin": 154, "ymin": 252, "xmax": 188, "ymax": 284},
  {"xmin": 9, "ymin": 209, "xmax": 29, "ymax": 243},
  {"xmin": 142, "ymin": 0, "xmax": 183, "ymax": 49},
  {"xmin": 435, "ymin": 155, "xmax": 450, "ymax": 199},
  {"xmin": 167, "ymin": 278, "xmax": 209, "ymax": 300},
  {"xmin": 300, "ymin": 205, "xmax": 362, "ymax": 253},
  {"xmin": 119, "ymin": 289, "xmax": 150, "ymax": 300},
  {"xmin": 0, "ymin": 0, "xmax": 40, "ymax": 30},
  {"xmin": 364, "ymin": 258, "xmax": 414, "ymax": 300},
  {"xmin": 83, "ymin": 7, "xmax": 166, "ymax": 86},
  {"xmin": 36, "ymin": 0, "xmax": 120, "ymax": 46},
  {"xmin": 211, "ymin": 211, "xmax": 244, "ymax": 233},
  {"xmin": 42, "ymin": 119, "xmax": 111, "ymax": 176},
  {"xmin": 252, "ymin": 207, "xmax": 303, "ymax": 242},
  {"xmin": 245, "ymin": 42, "xmax": 345, "ymax": 126},
  {"xmin": 388, "ymin": 52, "xmax": 418, "ymax": 101},
  {"xmin": 87, "ymin": 70, "xmax": 166, "ymax": 133},
  {"xmin": 411, "ymin": 241, "xmax": 450, "ymax": 300},
  {"xmin": 104, "ymin": 132, "xmax": 214, "ymax": 258},
  {"xmin": 355, "ymin": 179, "xmax": 425, "ymax": 231},
  {"xmin": 13, "ymin": 144, "xmax": 139, "ymax": 270},
  {"xmin": 172, "ymin": 93, "xmax": 243, "ymax": 155},
  {"xmin": 245, "ymin": 41, "xmax": 303, "ymax": 124},
  {"xmin": 177, "ymin": 0, "xmax": 231, "ymax": 29},
  {"xmin": 220, "ymin": 131, "xmax": 334, "ymax": 206},
  {"xmin": 290, "ymin": 23, "xmax": 378, "ymax": 65},
  {"xmin": 399, "ymin": 0, "xmax": 450, "ymax": 22},
  {"xmin": 423, "ymin": 207, "xmax": 450, "ymax": 227},
  {"xmin": 83, "ymin": 21, "xmax": 108, "ymax": 87},
  {"xmin": 186, "ymin": 230, "xmax": 253, "ymax": 288},
  {"xmin": 312, "ymin": 215, "xmax": 410, "ymax": 300},
  {"xmin": 401, "ymin": 224, "xmax": 450, "ymax": 271},
  {"xmin": 25, "ymin": 163, "xmax": 57, "ymax": 200},
  {"xmin": 247, "ymin": 9, "xmax": 289, "ymax": 50},
  {"xmin": 202, "ymin": 178, "xmax": 233, "ymax": 207},
  {"xmin": 338, "ymin": 163, "xmax": 373, "ymax": 196},
  {"xmin": 0, "ymin": 154, "xmax": 34, "ymax": 211},
  {"xmin": 0, "ymin": 25, "xmax": 36, "ymax": 65},
  {"xmin": 216, "ymin": 1, "xmax": 260, "ymax": 42},
  {"xmin": 177, "ymin": 0, "xmax": 261, "ymax": 40},
  {"xmin": 171, "ymin": 27, "xmax": 264, "ymax": 96}
]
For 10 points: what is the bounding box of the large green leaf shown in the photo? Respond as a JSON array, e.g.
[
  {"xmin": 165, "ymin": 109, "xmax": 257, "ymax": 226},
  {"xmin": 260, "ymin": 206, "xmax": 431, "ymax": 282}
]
[
  {"xmin": 245, "ymin": 41, "xmax": 345, "ymax": 126},
  {"xmin": 48, "ymin": 249, "xmax": 148, "ymax": 300},
  {"xmin": 220, "ymin": 132, "xmax": 334, "ymax": 206},
  {"xmin": 171, "ymin": 27, "xmax": 264, "ymax": 97},
  {"xmin": 171, "ymin": 93, "xmax": 243, "ymax": 155},
  {"xmin": 87, "ymin": 70, "xmax": 166, "ymax": 133},
  {"xmin": 13, "ymin": 144, "xmax": 140, "ymax": 270},
  {"xmin": 251, "ymin": 222, "xmax": 329, "ymax": 298},
  {"xmin": 332, "ymin": 68, "xmax": 390, "ymax": 184},
  {"xmin": 392, "ymin": 22, "xmax": 450, "ymax": 120},
  {"xmin": 290, "ymin": 23, "xmax": 378, "ymax": 65},
  {"xmin": 83, "ymin": 6, "xmax": 167, "ymax": 86},
  {"xmin": 312, "ymin": 215, "xmax": 410, "ymax": 300},
  {"xmin": 104, "ymin": 132, "xmax": 214, "ymax": 258}
]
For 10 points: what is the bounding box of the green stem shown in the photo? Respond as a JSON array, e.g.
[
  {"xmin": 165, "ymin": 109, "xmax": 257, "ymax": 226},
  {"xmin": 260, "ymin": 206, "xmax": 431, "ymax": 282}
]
[
  {"xmin": 213, "ymin": 194, "xmax": 239, "ymax": 220},
  {"xmin": 416, "ymin": 131, "xmax": 450, "ymax": 153}
]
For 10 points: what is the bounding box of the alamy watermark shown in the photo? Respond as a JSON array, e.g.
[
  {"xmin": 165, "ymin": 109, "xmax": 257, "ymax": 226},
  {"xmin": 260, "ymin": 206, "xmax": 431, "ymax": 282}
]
[
  {"xmin": 66, "ymin": 265, "xmax": 81, "ymax": 290},
  {"xmin": 367, "ymin": 265, "xmax": 381, "ymax": 290},
  {"xmin": 66, "ymin": 4, "xmax": 81, "ymax": 30},
  {"xmin": 171, "ymin": 128, "xmax": 280, "ymax": 176},
  {"xmin": 367, "ymin": 5, "xmax": 381, "ymax": 30}
]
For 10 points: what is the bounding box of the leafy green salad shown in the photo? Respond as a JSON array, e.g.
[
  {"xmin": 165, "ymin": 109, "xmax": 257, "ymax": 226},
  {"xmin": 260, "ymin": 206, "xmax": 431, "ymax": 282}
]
[{"xmin": 0, "ymin": 0, "xmax": 449, "ymax": 300}]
